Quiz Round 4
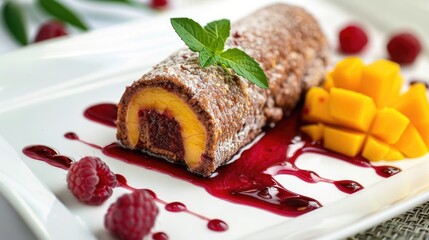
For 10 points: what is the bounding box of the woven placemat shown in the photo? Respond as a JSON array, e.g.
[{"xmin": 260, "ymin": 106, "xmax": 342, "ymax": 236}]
[{"xmin": 349, "ymin": 201, "xmax": 429, "ymax": 240}]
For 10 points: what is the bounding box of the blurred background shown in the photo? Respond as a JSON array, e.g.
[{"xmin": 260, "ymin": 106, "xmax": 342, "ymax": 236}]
[
  {"xmin": 0, "ymin": 0, "xmax": 210, "ymax": 54},
  {"xmin": 1, "ymin": 0, "xmax": 429, "ymax": 55}
]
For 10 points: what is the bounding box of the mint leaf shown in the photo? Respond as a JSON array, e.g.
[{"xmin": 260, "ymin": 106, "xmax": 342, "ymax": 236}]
[
  {"xmin": 204, "ymin": 19, "xmax": 230, "ymax": 53},
  {"xmin": 2, "ymin": 1, "xmax": 28, "ymax": 45},
  {"xmin": 219, "ymin": 48, "xmax": 268, "ymax": 89},
  {"xmin": 205, "ymin": 19, "xmax": 230, "ymax": 41},
  {"xmin": 170, "ymin": 17, "xmax": 268, "ymax": 89},
  {"xmin": 171, "ymin": 18, "xmax": 213, "ymax": 52},
  {"xmin": 37, "ymin": 0, "xmax": 88, "ymax": 31},
  {"xmin": 199, "ymin": 49, "xmax": 218, "ymax": 68}
]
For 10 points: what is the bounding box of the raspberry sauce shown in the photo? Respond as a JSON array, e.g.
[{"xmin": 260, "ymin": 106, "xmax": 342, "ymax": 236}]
[
  {"xmin": 22, "ymin": 103, "xmax": 402, "ymax": 229},
  {"xmin": 82, "ymin": 103, "xmax": 401, "ymax": 216},
  {"xmin": 207, "ymin": 219, "xmax": 229, "ymax": 232},
  {"xmin": 83, "ymin": 103, "xmax": 117, "ymax": 127},
  {"xmin": 115, "ymin": 174, "xmax": 222, "ymax": 227},
  {"xmin": 165, "ymin": 202, "xmax": 186, "ymax": 212},
  {"xmin": 152, "ymin": 232, "xmax": 169, "ymax": 240},
  {"xmin": 64, "ymin": 132, "xmax": 102, "ymax": 149},
  {"xmin": 22, "ymin": 145, "xmax": 73, "ymax": 170}
]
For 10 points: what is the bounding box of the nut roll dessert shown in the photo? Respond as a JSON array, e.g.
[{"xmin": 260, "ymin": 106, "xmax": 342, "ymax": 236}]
[{"xmin": 117, "ymin": 3, "xmax": 329, "ymax": 176}]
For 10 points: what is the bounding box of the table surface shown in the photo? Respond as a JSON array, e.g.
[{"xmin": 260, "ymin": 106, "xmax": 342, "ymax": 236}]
[{"xmin": 0, "ymin": 0, "xmax": 428, "ymax": 239}]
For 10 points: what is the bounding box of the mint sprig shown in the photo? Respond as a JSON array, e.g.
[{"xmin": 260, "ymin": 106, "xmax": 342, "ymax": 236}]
[{"xmin": 170, "ymin": 18, "xmax": 269, "ymax": 89}]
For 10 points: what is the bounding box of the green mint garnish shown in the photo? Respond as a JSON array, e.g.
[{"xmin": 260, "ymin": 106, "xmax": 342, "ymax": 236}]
[
  {"xmin": 170, "ymin": 18, "xmax": 269, "ymax": 89},
  {"xmin": 2, "ymin": 1, "xmax": 28, "ymax": 45}
]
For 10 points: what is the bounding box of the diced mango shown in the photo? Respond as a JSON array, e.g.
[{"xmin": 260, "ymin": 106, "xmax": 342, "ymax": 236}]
[
  {"xmin": 392, "ymin": 83, "xmax": 429, "ymax": 148},
  {"xmin": 392, "ymin": 83, "xmax": 429, "ymax": 121},
  {"xmin": 323, "ymin": 71, "xmax": 334, "ymax": 91},
  {"xmin": 302, "ymin": 87, "xmax": 336, "ymax": 124},
  {"xmin": 360, "ymin": 59, "xmax": 402, "ymax": 107},
  {"xmin": 329, "ymin": 88, "xmax": 376, "ymax": 131},
  {"xmin": 414, "ymin": 120, "xmax": 429, "ymax": 149},
  {"xmin": 300, "ymin": 123, "xmax": 324, "ymax": 141},
  {"xmin": 393, "ymin": 124, "xmax": 428, "ymax": 158},
  {"xmin": 391, "ymin": 74, "xmax": 403, "ymax": 103},
  {"xmin": 362, "ymin": 137, "xmax": 390, "ymax": 161},
  {"xmin": 323, "ymin": 126, "xmax": 366, "ymax": 157},
  {"xmin": 331, "ymin": 57, "xmax": 364, "ymax": 92},
  {"xmin": 384, "ymin": 148, "xmax": 404, "ymax": 161},
  {"xmin": 302, "ymin": 57, "xmax": 429, "ymax": 162},
  {"xmin": 369, "ymin": 108, "xmax": 409, "ymax": 144}
]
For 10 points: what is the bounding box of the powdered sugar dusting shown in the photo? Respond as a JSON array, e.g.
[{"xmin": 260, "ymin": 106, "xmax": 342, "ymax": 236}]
[{"xmin": 117, "ymin": 3, "xmax": 329, "ymax": 176}]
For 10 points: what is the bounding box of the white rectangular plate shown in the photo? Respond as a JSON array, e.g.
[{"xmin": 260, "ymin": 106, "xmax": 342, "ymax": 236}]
[{"xmin": 1, "ymin": 0, "xmax": 429, "ymax": 239}]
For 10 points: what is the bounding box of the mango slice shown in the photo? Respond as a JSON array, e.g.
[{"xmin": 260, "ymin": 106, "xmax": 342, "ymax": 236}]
[
  {"xmin": 392, "ymin": 124, "xmax": 428, "ymax": 158},
  {"xmin": 329, "ymin": 88, "xmax": 376, "ymax": 131},
  {"xmin": 323, "ymin": 126, "xmax": 366, "ymax": 157},
  {"xmin": 360, "ymin": 59, "xmax": 402, "ymax": 108},
  {"xmin": 414, "ymin": 121, "xmax": 429, "ymax": 149},
  {"xmin": 362, "ymin": 137, "xmax": 390, "ymax": 161},
  {"xmin": 370, "ymin": 108, "xmax": 409, "ymax": 144},
  {"xmin": 301, "ymin": 57, "xmax": 429, "ymax": 162},
  {"xmin": 392, "ymin": 83, "xmax": 429, "ymax": 147},
  {"xmin": 331, "ymin": 57, "xmax": 364, "ymax": 92},
  {"xmin": 301, "ymin": 123, "xmax": 324, "ymax": 141},
  {"xmin": 384, "ymin": 148, "xmax": 404, "ymax": 161}
]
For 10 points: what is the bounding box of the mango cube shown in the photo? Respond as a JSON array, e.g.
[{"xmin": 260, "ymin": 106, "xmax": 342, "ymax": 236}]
[
  {"xmin": 392, "ymin": 83, "xmax": 429, "ymax": 147},
  {"xmin": 414, "ymin": 121, "xmax": 429, "ymax": 149},
  {"xmin": 329, "ymin": 88, "xmax": 376, "ymax": 131},
  {"xmin": 360, "ymin": 59, "xmax": 402, "ymax": 107},
  {"xmin": 370, "ymin": 108, "xmax": 409, "ymax": 144},
  {"xmin": 302, "ymin": 87, "xmax": 336, "ymax": 124},
  {"xmin": 384, "ymin": 148, "xmax": 404, "ymax": 161},
  {"xmin": 392, "ymin": 83, "xmax": 429, "ymax": 121},
  {"xmin": 362, "ymin": 137, "xmax": 390, "ymax": 161},
  {"xmin": 323, "ymin": 126, "xmax": 366, "ymax": 157},
  {"xmin": 393, "ymin": 124, "xmax": 428, "ymax": 158},
  {"xmin": 332, "ymin": 57, "xmax": 364, "ymax": 92},
  {"xmin": 323, "ymin": 71, "xmax": 334, "ymax": 91},
  {"xmin": 301, "ymin": 123, "xmax": 324, "ymax": 141}
]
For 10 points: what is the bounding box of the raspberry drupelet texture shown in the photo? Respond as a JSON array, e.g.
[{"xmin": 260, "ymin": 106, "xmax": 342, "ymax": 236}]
[
  {"xmin": 105, "ymin": 190, "xmax": 159, "ymax": 240},
  {"xmin": 67, "ymin": 156, "xmax": 117, "ymax": 205}
]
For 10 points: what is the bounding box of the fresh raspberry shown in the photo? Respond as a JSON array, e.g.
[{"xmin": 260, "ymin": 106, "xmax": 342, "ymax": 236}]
[
  {"xmin": 338, "ymin": 24, "xmax": 368, "ymax": 54},
  {"xmin": 150, "ymin": 0, "xmax": 168, "ymax": 9},
  {"xmin": 34, "ymin": 20, "xmax": 67, "ymax": 42},
  {"xmin": 387, "ymin": 32, "xmax": 422, "ymax": 64},
  {"xmin": 67, "ymin": 156, "xmax": 117, "ymax": 205},
  {"xmin": 105, "ymin": 190, "xmax": 159, "ymax": 240}
]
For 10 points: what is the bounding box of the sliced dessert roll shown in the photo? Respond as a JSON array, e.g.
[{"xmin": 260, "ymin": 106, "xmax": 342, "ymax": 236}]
[{"xmin": 117, "ymin": 3, "xmax": 328, "ymax": 176}]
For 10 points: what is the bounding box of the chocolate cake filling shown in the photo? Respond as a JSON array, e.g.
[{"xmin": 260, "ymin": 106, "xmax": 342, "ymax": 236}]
[
  {"xmin": 117, "ymin": 3, "xmax": 329, "ymax": 176},
  {"xmin": 140, "ymin": 110, "xmax": 185, "ymax": 160}
]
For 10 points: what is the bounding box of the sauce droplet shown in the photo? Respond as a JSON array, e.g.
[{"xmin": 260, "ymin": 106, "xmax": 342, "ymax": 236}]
[
  {"xmin": 207, "ymin": 219, "xmax": 228, "ymax": 232},
  {"xmin": 374, "ymin": 166, "xmax": 401, "ymax": 178},
  {"xmin": 152, "ymin": 232, "xmax": 168, "ymax": 240},
  {"xmin": 334, "ymin": 180, "xmax": 363, "ymax": 194},
  {"xmin": 165, "ymin": 202, "xmax": 187, "ymax": 212}
]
